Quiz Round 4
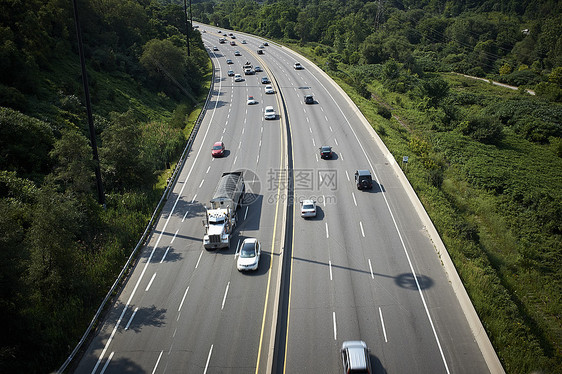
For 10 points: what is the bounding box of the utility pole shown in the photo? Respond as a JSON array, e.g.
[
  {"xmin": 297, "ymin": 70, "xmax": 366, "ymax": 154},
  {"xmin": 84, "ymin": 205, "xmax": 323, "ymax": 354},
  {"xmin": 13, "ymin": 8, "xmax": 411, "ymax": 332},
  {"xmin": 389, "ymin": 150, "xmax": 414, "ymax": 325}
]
[
  {"xmin": 184, "ymin": 0, "xmax": 191, "ymax": 56},
  {"xmin": 72, "ymin": 0, "xmax": 105, "ymax": 206}
]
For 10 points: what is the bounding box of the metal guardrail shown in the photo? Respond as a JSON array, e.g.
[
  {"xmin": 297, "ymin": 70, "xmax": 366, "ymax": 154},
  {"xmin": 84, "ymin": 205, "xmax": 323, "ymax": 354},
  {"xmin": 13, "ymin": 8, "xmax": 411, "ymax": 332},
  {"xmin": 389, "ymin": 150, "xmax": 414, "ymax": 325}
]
[{"xmin": 57, "ymin": 59, "xmax": 216, "ymax": 374}]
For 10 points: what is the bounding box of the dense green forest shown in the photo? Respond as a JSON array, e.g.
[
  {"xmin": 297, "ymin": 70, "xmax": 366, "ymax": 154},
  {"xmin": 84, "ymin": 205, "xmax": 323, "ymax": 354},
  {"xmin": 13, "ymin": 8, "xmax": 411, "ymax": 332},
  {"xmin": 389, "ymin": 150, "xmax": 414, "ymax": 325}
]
[
  {"xmin": 193, "ymin": 0, "xmax": 562, "ymax": 373},
  {"xmin": 0, "ymin": 0, "xmax": 208, "ymax": 372}
]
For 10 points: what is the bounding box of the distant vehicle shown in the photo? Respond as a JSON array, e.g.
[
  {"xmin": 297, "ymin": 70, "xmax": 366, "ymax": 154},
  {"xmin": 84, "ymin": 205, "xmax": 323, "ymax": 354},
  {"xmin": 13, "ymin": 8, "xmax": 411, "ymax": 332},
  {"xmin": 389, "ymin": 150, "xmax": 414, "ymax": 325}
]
[
  {"xmin": 264, "ymin": 106, "xmax": 276, "ymax": 120},
  {"xmin": 230, "ymin": 41, "xmax": 236, "ymax": 46},
  {"xmin": 304, "ymin": 94, "xmax": 314, "ymax": 104},
  {"xmin": 227, "ymin": 70, "xmax": 235, "ymax": 76},
  {"xmin": 242, "ymin": 40, "xmax": 247, "ymax": 44},
  {"xmin": 257, "ymin": 49, "xmax": 264, "ymax": 55},
  {"xmin": 341, "ymin": 341, "xmax": 372, "ymax": 374},
  {"xmin": 294, "ymin": 62, "xmax": 303, "ymax": 70},
  {"xmin": 247, "ymin": 96, "xmax": 257, "ymax": 105},
  {"xmin": 218, "ymin": 30, "xmax": 222, "ymax": 33},
  {"xmin": 254, "ymin": 66, "xmax": 262, "ymax": 72},
  {"xmin": 226, "ymin": 59, "xmax": 233, "ymax": 64},
  {"xmin": 234, "ymin": 50, "xmax": 241, "ymax": 56},
  {"xmin": 319, "ymin": 146, "xmax": 333, "ymax": 159},
  {"xmin": 228, "ymin": 32, "xmax": 233, "ymax": 36},
  {"xmin": 300, "ymin": 199, "xmax": 317, "ymax": 218},
  {"xmin": 234, "ymin": 74, "xmax": 243, "ymax": 82},
  {"xmin": 237, "ymin": 238, "xmax": 261, "ymax": 271},
  {"xmin": 263, "ymin": 41, "xmax": 269, "ymax": 46},
  {"xmin": 231, "ymin": 35, "xmax": 236, "ymax": 39},
  {"xmin": 355, "ymin": 170, "xmax": 373, "ymax": 190},
  {"xmin": 213, "ymin": 46, "xmax": 219, "ymax": 51},
  {"xmin": 265, "ymin": 85, "xmax": 274, "ymax": 94},
  {"xmin": 261, "ymin": 76, "xmax": 270, "ymax": 84},
  {"xmin": 212, "ymin": 141, "xmax": 225, "ymax": 157},
  {"xmin": 203, "ymin": 172, "xmax": 245, "ymax": 250},
  {"xmin": 258, "ymin": 44, "xmax": 264, "ymax": 49},
  {"xmin": 244, "ymin": 68, "xmax": 255, "ymax": 75},
  {"xmin": 219, "ymin": 38, "xmax": 226, "ymax": 44},
  {"xmin": 243, "ymin": 61, "xmax": 252, "ymax": 69}
]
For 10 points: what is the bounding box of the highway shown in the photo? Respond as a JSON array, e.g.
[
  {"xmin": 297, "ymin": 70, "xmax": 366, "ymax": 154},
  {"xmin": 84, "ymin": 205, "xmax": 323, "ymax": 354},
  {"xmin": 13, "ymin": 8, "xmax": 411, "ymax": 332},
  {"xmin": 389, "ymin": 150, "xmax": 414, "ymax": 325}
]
[{"xmin": 74, "ymin": 25, "xmax": 495, "ymax": 374}]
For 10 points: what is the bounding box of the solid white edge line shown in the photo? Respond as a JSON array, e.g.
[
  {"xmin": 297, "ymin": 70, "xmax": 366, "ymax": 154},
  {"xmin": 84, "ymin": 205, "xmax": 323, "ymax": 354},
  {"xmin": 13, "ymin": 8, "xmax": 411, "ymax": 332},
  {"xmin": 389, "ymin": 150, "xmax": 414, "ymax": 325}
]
[
  {"xmin": 178, "ymin": 286, "xmax": 190, "ymax": 312},
  {"xmin": 332, "ymin": 312, "xmax": 337, "ymax": 340},
  {"xmin": 204, "ymin": 345, "xmax": 213, "ymax": 374},
  {"xmin": 124, "ymin": 307, "xmax": 138, "ymax": 331},
  {"xmin": 222, "ymin": 281, "xmax": 230, "ymax": 310},
  {"xmin": 99, "ymin": 351, "xmax": 113, "ymax": 374},
  {"xmin": 151, "ymin": 351, "xmax": 163, "ymax": 374},
  {"xmin": 379, "ymin": 307, "xmax": 388, "ymax": 343},
  {"xmin": 145, "ymin": 272, "xmax": 156, "ymax": 292},
  {"xmin": 368, "ymin": 259, "xmax": 374, "ymax": 279}
]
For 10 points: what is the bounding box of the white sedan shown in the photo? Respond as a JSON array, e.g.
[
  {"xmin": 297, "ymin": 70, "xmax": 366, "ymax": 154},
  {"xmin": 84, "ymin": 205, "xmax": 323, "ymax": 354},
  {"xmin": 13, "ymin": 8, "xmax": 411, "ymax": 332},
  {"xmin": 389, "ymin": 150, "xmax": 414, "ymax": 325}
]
[
  {"xmin": 237, "ymin": 238, "xmax": 261, "ymax": 271},
  {"xmin": 234, "ymin": 74, "xmax": 243, "ymax": 82},
  {"xmin": 300, "ymin": 199, "xmax": 317, "ymax": 218},
  {"xmin": 265, "ymin": 85, "xmax": 274, "ymax": 94},
  {"xmin": 247, "ymin": 95, "xmax": 257, "ymax": 105},
  {"xmin": 264, "ymin": 106, "xmax": 276, "ymax": 120}
]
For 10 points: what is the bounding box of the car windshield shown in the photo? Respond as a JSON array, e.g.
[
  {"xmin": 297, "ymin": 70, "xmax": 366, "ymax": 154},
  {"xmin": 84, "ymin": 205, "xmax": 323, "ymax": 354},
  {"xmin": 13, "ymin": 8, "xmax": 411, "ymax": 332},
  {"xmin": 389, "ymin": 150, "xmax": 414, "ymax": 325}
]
[
  {"xmin": 240, "ymin": 243, "xmax": 256, "ymax": 258},
  {"xmin": 321, "ymin": 147, "xmax": 331, "ymax": 152},
  {"xmin": 302, "ymin": 204, "xmax": 314, "ymax": 210},
  {"xmin": 212, "ymin": 145, "xmax": 222, "ymax": 150}
]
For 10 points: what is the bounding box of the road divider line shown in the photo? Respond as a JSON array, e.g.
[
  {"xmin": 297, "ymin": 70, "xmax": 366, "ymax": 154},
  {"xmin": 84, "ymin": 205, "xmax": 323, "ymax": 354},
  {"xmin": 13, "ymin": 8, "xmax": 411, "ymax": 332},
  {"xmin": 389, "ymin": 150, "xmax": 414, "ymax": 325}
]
[
  {"xmin": 124, "ymin": 308, "xmax": 138, "ymax": 331},
  {"xmin": 178, "ymin": 286, "xmax": 190, "ymax": 312},
  {"xmin": 191, "ymin": 194, "xmax": 197, "ymax": 204},
  {"xmin": 204, "ymin": 345, "xmax": 213, "ymax": 374},
  {"xmin": 145, "ymin": 272, "xmax": 156, "ymax": 292},
  {"xmin": 333, "ymin": 312, "xmax": 337, "ymax": 340},
  {"xmin": 360, "ymin": 222, "xmax": 365, "ymax": 237},
  {"xmin": 160, "ymin": 246, "xmax": 170, "ymax": 263},
  {"xmin": 195, "ymin": 250, "xmax": 203, "ymax": 269},
  {"xmin": 379, "ymin": 308, "xmax": 388, "ymax": 342},
  {"xmin": 100, "ymin": 351, "xmax": 113, "ymax": 374},
  {"xmin": 151, "ymin": 351, "xmax": 163, "ymax": 374},
  {"xmin": 171, "ymin": 229, "xmax": 179, "ymax": 243},
  {"xmin": 334, "ymin": 137, "xmax": 338, "ymax": 146},
  {"xmin": 244, "ymin": 206, "xmax": 249, "ymax": 220},
  {"xmin": 222, "ymin": 282, "xmax": 230, "ymax": 310}
]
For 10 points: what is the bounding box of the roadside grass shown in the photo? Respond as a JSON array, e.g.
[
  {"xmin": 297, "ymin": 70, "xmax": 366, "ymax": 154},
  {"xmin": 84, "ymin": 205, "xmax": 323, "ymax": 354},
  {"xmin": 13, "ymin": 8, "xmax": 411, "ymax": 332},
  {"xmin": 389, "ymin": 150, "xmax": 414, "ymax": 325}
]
[{"xmin": 285, "ymin": 41, "xmax": 561, "ymax": 373}]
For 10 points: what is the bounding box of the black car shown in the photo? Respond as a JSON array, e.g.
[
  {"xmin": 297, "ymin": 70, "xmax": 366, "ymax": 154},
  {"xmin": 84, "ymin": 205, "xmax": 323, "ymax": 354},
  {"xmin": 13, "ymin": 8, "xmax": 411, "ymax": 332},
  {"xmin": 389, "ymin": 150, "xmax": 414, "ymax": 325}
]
[
  {"xmin": 319, "ymin": 146, "xmax": 333, "ymax": 159},
  {"xmin": 354, "ymin": 170, "xmax": 373, "ymax": 190},
  {"xmin": 257, "ymin": 49, "xmax": 264, "ymax": 55},
  {"xmin": 304, "ymin": 94, "xmax": 314, "ymax": 104},
  {"xmin": 261, "ymin": 76, "xmax": 270, "ymax": 84}
]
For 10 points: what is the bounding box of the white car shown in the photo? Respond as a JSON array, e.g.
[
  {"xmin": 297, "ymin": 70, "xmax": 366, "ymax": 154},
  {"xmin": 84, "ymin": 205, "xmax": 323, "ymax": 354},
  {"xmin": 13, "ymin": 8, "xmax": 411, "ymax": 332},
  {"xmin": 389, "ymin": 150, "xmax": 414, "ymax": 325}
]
[
  {"xmin": 234, "ymin": 50, "xmax": 241, "ymax": 56},
  {"xmin": 234, "ymin": 74, "xmax": 243, "ymax": 82},
  {"xmin": 247, "ymin": 95, "xmax": 257, "ymax": 105},
  {"xmin": 213, "ymin": 46, "xmax": 218, "ymax": 51},
  {"xmin": 294, "ymin": 62, "xmax": 303, "ymax": 70},
  {"xmin": 237, "ymin": 238, "xmax": 261, "ymax": 271},
  {"xmin": 227, "ymin": 70, "xmax": 235, "ymax": 76},
  {"xmin": 264, "ymin": 106, "xmax": 276, "ymax": 120},
  {"xmin": 300, "ymin": 199, "xmax": 317, "ymax": 218},
  {"xmin": 265, "ymin": 85, "xmax": 274, "ymax": 94}
]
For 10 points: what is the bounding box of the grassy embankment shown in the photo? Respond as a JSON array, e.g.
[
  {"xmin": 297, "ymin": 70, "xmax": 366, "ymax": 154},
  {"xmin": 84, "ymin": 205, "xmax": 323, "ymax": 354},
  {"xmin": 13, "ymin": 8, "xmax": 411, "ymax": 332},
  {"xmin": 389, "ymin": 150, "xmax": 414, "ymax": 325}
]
[{"xmin": 286, "ymin": 43, "xmax": 561, "ymax": 374}]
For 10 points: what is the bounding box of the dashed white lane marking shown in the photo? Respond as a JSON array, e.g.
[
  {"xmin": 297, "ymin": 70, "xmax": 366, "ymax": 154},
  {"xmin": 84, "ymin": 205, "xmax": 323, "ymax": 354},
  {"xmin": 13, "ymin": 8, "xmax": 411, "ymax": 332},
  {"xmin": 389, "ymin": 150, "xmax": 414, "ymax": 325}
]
[
  {"xmin": 151, "ymin": 351, "xmax": 163, "ymax": 374},
  {"xmin": 145, "ymin": 272, "xmax": 156, "ymax": 292},
  {"xmin": 124, "ymin": 308, "xmax": 138, "ymax": 330},
  {"xmin": 352, "ymin": 192, "xmax": 357, "ymax": 206},
  {"xmin": 178, "ymin": 286, "xmax": 190, "ymax": 312},
  {"xmin": 360, "ymin": 221, "xmax": 365, "ymax": 237},
  {"xmin": 334, "ymin": 138, "xmax": 339, "ymax": 146},
  {"xmin": 368, "ymin": 259, "xmax": 374, "ymax": 279},
  {"xmin": 199, "ymin": 179, "xmax": 204, "ymax": 188},
  {"xmin": 204, "ymin": 345, "xmax": 213, "ymax": 374},
  {"xmin": 221, "ymin": 281, "xmax": 230, "ymax": 310},
  {"xmin": 332, "ymin": 312, "xmax": 337, "ymax": 340},
  {"xmin": 99, "ymin": 352, "xmax": 113, "ymax": 374},
  {"xmin": 325, "ymin": 222, "xmax": 329, "ymax": 238},
  {"xmin": 182, "ymin": 210, "xmax": 189, "ymax": 222},
  {"xmin": 195, "ymin": 250, "xmax": 203, "ymax": 269},
  {"xmin": 206, "ymin": 166, "xmax": 210, "ymax": 174},
  {"xmin": 329, "ymin": 260, "xmax": 333, "ymax": 280},
  {"xmin": 379, "ymin": 307, "xmax": 388, "ymax": 342},
  {"xmin": 345, "ymin": 170, "xmax": 350, "ymax": 181}
]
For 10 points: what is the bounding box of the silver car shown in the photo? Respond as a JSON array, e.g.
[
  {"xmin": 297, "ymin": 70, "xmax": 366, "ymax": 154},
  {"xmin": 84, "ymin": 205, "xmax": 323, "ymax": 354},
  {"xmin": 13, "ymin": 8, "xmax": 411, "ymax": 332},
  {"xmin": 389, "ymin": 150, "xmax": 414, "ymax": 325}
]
[{"xmin": 300, "ymin": 199, "xmax": 317, "ymax": 218}]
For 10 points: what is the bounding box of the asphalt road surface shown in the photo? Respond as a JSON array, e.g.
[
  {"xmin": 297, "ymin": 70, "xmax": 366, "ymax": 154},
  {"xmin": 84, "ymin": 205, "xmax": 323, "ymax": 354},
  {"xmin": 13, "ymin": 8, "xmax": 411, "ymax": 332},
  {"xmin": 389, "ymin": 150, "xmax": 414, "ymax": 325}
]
[{"xmin": 73, "ymin": 25, "xmax": 494, "ymax": 374}]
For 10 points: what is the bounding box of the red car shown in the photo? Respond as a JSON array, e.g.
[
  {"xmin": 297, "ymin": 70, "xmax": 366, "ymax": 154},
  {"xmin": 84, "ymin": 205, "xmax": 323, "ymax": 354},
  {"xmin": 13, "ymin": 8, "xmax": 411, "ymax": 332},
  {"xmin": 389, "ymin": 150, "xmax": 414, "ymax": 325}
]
[{"xmin": 212, "ymin": 141, "xmax": 225, "ymax": 157}]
